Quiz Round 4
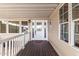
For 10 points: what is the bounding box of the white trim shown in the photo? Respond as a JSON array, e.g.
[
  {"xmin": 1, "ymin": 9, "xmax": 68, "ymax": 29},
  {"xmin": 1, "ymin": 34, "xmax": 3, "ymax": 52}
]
[
  {"xmin": 73, "ymin": 18, "xmax": 79, "ymax": 21},
  {"xmin": 8, "ymin": 22, "xmax": 20, "ymax": 26},
  {"xmin": 68, "ymin": 3, "xmax": 75, "ymax": 46},
  {"xmin": 60, "ymin": 22, "xmax": 69, "ymax": 24}
]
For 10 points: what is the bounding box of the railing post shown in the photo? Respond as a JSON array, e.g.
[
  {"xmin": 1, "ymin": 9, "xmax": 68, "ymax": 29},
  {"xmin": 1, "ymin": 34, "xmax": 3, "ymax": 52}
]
[
  {"xmin": 12, "ymin": 40, "xmax": 14, "ymax": 56},
  {"xmin": 17, "ymin": 38, "xmax": 19, "ymax": 53},
  {"xmin": 15, "ymin": 38, "xmax": 18, "ymax": 53},
  {"xmin": 14, "ymin": 38, "xmax": 17, "ymax": 56},
  {"xmin": 5, "ymin": 42, "xmax": 8, "ymax": 56},
  {"xmin": 0, "ymin": 32, "xmax": 28, "ymax": 56},
  {"xmin": 14, "ymin": 39, "xmax": 16, "ymax": 55},
  {"xmin": 15, "ymin": 38, "xmax": 16, "ymax": 55},
  {"xmin": 9, "ymin": 41, "xmax": 11, "ymax": 56}
]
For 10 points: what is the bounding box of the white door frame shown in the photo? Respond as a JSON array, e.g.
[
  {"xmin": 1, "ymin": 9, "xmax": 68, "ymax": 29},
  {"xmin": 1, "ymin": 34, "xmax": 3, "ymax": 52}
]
[{"xmin": 31, "ymin": 20, "xmax": 48, "ymax": 40}]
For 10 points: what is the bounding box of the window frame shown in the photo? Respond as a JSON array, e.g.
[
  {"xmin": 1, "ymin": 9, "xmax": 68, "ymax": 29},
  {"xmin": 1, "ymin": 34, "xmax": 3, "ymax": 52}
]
[
  {"xmin": 72, "ymin": 3, "xmax": 79, "ymax": 48},
  {"xmin": 8, "ymin": 24, "xmax": 19, "ymax": 33},
  {"xmin": 72, "ymin": 19, "xmax": 79, "ymax": 48},
  {"xmin": 59, "ymin": 3, "xmax": 69, "ymax": 43},
  {"xmin": 59, "ymin": 3, "xmax": 79, "ymax": 49}
]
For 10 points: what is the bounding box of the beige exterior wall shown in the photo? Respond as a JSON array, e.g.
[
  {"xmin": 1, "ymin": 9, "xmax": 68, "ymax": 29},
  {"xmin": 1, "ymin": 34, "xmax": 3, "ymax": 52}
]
[{"xmin": 48, "ymin": 4, "xmax": 79, "ymax": 56}]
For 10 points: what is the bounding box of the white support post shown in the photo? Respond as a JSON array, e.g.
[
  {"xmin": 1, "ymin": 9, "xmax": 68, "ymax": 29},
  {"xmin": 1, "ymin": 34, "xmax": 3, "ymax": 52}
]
[
  {"xmin": 15, "ymin": 38, "xmax": 18, "ymax": 54},
  {"xmin": 11, "ymin": 40, "xmax": 14, "ymax": 56},
  {"xmin": 18, "ymin": 38, "xmax": 20, "ymax": 51},
  {"xmin": 17, "ymin": 38, "xmax": 19, "ymax": 53},
  {"xmin": 5, "ymin": 42, "xmax": 8, "ymax": 56},
  {"xmin": 9, "ymin": 41, "xmax": 11, "ymax": 56},
  {"xmin": 68, "ymin": 3, "xmax": 74, "ymax": 46},
  {"xmin": 14, "ymin": 39, "xmax": 16, "ymax": 55},
  {"xmin": 14, "ymin": 38, "xmax": 17, "ymax": 55}
]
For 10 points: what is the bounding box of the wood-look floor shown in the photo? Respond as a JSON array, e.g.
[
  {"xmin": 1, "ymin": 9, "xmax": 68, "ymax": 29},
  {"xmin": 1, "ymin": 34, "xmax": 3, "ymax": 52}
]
[{"xmin": 17, "ymin": 40, "xmax": 58, "ymax": 56}]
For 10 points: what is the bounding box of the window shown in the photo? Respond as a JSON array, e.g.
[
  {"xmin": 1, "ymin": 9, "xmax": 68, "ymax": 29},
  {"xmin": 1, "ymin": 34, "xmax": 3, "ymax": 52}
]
[
  {"xmin": 9, "ymin": 25, "xmax": 19, "ymax": 33},
  {"xmin": 72, "ymin": 3, "xmax": 79, "ymax": 47},
  {"xmin": 8, "ymin": 21, "xmax": 19, "ymax": 33},
  {"xmin": 37, "ymin": 22, "xmax": 42, "ymax": 25},
  {"xmin": 60, "ymin": 23, "xmax": 68, "ymax": 42},
  {"xmin": 59, "ymin": 5, "xmax": 64, "ymax": 16},
  {"xmin": 59, "ymin": 3, "xmax": 68, "ymax": 23},
  {"xmin": 72, "ymin": 3, "xmax": 79, "ymax": 7},
  {"xmin": 74, "ymin": 21, "xmax": 79, "ymax": 47},
  {"xmin": 72, "ymin": 3, "xmax": 79, "ymax": 20},
  {"xmin": 64, "ymin": 3, "xmax": 68, "ymax": 13},
  {"xmin": 59, "ymin": 3, "xmax": 69, "ymax": 42},
  {"xmin": 22, "ymin": 27, "xmax": 28, "ymax": 32},
  {"xmin": 21, "ymin": 21, "xmax": 28, "ymax": 32},
  {"xmin": 0, "ymin": 21, "xmax": 6, "ymax": 33},
  {"xmin": 21, "ymin": 21, "xmax": 28, "ymax": 26},
  {"xmin": 64, "ymin": 12, "xmax": 68, "ymax": 22}
]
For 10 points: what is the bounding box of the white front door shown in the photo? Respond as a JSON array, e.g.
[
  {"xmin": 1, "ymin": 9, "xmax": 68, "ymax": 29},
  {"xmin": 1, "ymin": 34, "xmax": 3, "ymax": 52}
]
[{"xmin": 31, "ymin": 20, "xmax": 48, "ymax": 40}]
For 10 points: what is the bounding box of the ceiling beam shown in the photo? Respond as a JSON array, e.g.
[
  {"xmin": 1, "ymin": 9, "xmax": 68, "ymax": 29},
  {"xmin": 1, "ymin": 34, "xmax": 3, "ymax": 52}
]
[
  {"xmin": 0, "ymin": 3, "xmax": 58, "ymax": 8},
  {"xmin": 0, "ymin": 8, "xmax": 55, "ymax": 11}
]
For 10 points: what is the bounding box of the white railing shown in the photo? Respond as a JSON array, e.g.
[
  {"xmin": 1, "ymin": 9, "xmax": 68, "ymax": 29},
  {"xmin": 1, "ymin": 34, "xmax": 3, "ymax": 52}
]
[{"xmin": 0, "ymin": 32, "xmax": 29, "ymax": 56}]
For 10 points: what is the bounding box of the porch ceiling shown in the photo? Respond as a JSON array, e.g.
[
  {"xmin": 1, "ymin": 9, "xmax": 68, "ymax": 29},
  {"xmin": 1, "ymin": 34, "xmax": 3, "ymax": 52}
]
[{"xmin": 0, "ymin": 3, "xmax": 59, "ymax": 18}]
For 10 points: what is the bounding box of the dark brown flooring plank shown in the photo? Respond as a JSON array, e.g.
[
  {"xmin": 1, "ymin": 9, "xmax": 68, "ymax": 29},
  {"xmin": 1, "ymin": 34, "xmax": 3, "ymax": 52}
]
[{"xmin": 17, "ymin": 40, "xmax": 58, "ymax": 56}]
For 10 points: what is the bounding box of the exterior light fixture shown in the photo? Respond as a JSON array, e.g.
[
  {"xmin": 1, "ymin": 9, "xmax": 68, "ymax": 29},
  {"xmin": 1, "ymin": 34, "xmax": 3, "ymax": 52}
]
[{"xmin": 28, "ymin": 20, "xmax": 31, "ymax": 23}]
